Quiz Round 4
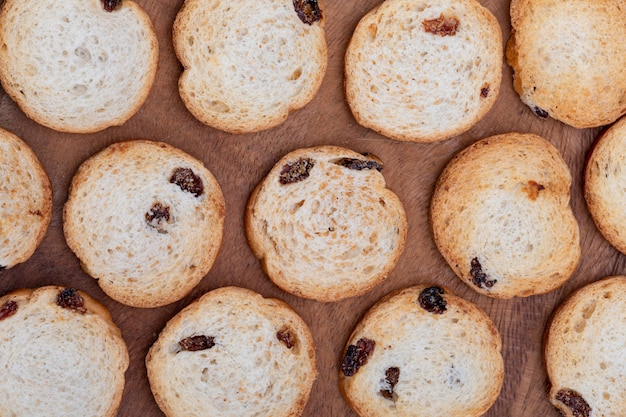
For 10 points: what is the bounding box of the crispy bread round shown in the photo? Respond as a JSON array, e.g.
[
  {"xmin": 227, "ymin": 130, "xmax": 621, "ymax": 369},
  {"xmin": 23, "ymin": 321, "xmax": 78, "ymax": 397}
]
[
  {"xmin": 585, "ymin": 116, "xmax": 626, "ymax": 254},
  {"xmin": 0, "ymin": 0, "xmax": 158, "ymax": 133},
  {"xmin": 63, "ymin": 140, "xmax": 225, "ymax": 308},
  {"xmin": 506, "ymin": 0, "xmax": 626, "ymax": 128},
  {"xmin": 173, "ymin": 0, "xmax": 327, "ymax": 134},
  {"xmin": 339, "ymin": 284, "xmax": 504, "ymax": 417},
  {"xmin": 146, "ymin": 286, "xmax": 317, "ymax": 417},
  {"xmin": 245, "ymin": 146, "xmax": 408, "ymax": 302},
  {"xmin": 344, "ymin": 0, "xmax": 502, "ymax": 142},
  {"xmin": 0, "ymin": 286, "xmax": 129, "ymax": 417},
  {"xmin": 0, "ymin": 127, "xmax": 52, "ymax": 271},
  {"xmin": 430, "ymin": 133, "xmax": 580, "ymax": 298},
  {"xmin": 545, "ymin": 276, "xmax": 626, "ymax": 417}
]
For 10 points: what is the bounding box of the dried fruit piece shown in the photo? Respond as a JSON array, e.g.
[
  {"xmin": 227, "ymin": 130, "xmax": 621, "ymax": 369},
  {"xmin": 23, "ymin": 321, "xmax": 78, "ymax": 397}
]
[
  {"xmin": 418, "ymin": 286, "xmax": 447, "ymax": 314},
  {"xmin": 179, "ymin": 335, "xmax": 216, "ymax": 352},
  {"xmin": 279, "ymin": 158, "xmax": 315, "ymax": 185},
  {"xmin": 171, "ymin": 167, "xmax": 204, "ymax": 197},
  {"xmin": 531, "ymin": 105, "xmax": 549, "ymax": 119},
  {"xmin": 277, "ymin": 328, "xmax": 295, "ymax": 349},
  {"xmin": 480, "ymin": 85, "xmax": 490, "ymax": 98},
  {"xmin": 380, "ymin": 367, "xmax": 400, "ymax": 399},
  {"xmin": 293, "ymin": 0, "xmax": 322, "ymax": 25},
  {"xmin": 0, "ymin": 300, "xmax": 18, "ymax": 321},
  {"xmin": 341, "ymin": 337, "xmax": 376, "ymax": 377},
  {"xmin": 423, "ymin": 14, "xmax": 459, "ymax": 36},
  {"xmin": 334, "ymin": 157, "xmax": 383, "ymax": 171},
  {"xmin": 57, "ymin": 288, "xmax": 87, "ymax": 314},
  {"xmin": 470, "ymin": 258, "xmax": 497, "ymax": 288},
  {"xmin": 522, "ymin": 180, "xmax": 545, "ymax": 201},
  {"xmin": 146, "ymin": 202, "xmax": 171, "ymax": 230},
  {"xmin": 101, "ymin": 0, "xmax": 122, "ymax": 12},
  {"xmin": 555, "ymin": 389, "xmax": 591, "ymax": 417}
]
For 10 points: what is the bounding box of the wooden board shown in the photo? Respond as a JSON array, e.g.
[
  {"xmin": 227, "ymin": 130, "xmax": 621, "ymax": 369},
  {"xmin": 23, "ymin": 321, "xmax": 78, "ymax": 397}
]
[{"xmin": 0, "ymin": 0, "xmax": 620, "ymax": 415}]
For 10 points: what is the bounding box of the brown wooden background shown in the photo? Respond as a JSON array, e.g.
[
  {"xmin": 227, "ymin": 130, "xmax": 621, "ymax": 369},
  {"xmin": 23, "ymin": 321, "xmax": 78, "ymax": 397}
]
[{"xmin": 0, "ymin": 0, "xmax": 621, "ymax": 416}]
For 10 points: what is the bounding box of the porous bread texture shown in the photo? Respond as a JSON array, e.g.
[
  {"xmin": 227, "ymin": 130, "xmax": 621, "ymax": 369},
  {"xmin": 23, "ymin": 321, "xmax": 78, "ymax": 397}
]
[
  {"xmin": 430, "ymin": 133, "xmax": 581, "ymax": 298},
  {"xmin": 585, "ymin": 116, "xmax": 626, "ymax": 255},
  {"xmin": 245, "ymin": 146, "xmax": 408, "ymax": 302},
  {"xmin": 339, "ymin": 284, "xmax": 503, "ymax": 417},
  {"xmin": 173, "ymin": 0, "xmax": 327, "ymax": 134},
  {"xmin": 0, "ymin": 286, "xmax": 129, "ymax": 417},
  {"xmin": 506, "ymin": 0, "xmax": 626, "ymax": 128},
  {"xmin": 0, "ymin": 0, "xmax": 158, "ymax": 133},
  {"xmin": 0, "ymin": 127, "xmax": 52, "ymax": 270},
  {"xmin": 146, "ymin": 286, "xmax": 317, "ymax": 417},
  {"xmin": 63, "ymin": 140, "xmax": 225, "ymax": 308},
  {"xmin": 344, "ymin": 0, "xmax": 502, "ymax": 143},
  {"xmin": 545, "ymin": 276, "xmax": 626, "ymax": 417}
]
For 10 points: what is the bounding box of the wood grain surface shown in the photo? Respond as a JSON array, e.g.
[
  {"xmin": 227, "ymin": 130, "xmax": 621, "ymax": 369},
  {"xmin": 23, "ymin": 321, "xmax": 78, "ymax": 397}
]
[{"xmin": 0, "ymin": 0, "xmax": 620, "ymax": 416}]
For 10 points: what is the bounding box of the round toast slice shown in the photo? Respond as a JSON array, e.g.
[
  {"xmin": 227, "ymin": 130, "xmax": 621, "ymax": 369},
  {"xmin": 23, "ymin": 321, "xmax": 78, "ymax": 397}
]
[
  {"xmin": 0, "ymin": 0, "xmax": 158, "ymax": 133},
  {"xmin": 339, "ymin": 284, "xmax": 504, "ymax": 417},
  {"xmin": 146, "ymin": 286, "xmax": 317, "ymax": 417},
  {"xmin": 430, "ymin": 132, "xmax": 581, "ymax": 298},
  {"xmin": 0, "ymin": 286, "xmax": 129, "ymax": 417},
  {"xmin": 63, "ymin": 140, "xmax": 225, "ymax": 308},
  {"xmin": 344, "ymin": 0, "xmax": 502, "ymax": 142},
  {"xmin": 245, "ymin": 145, "xmax": 408, "ymax": 302},
  {"xmin": 173, "ymin": 0, "xmax": 327, "ymax": 134},
  {"xmin": 545, "ymin": 276, "xmax": 626, "ymax": 417},
  {"xmin": 0, "ymin": 127, "xmax": 52, "ymax": 271}
]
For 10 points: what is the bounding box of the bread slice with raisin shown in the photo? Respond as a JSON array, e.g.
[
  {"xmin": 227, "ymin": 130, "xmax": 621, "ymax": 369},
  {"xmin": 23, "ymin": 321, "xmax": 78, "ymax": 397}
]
[
  {"xmin": 430, "ymin": 132, "xmax": 580, "ymax": 298},
  {"xmin": 146, "ymin": 286, "xmax": 317, "ymax": 417},
  {"xmin": 0, "ymin": 286, "xmax": 129, "ymax": 417},
  {"xmin": 545, "ymin": 276, "xmax": 626, "ymax": 417},
  {"xmin": 245, "ymin": 145, "xmax": 408, "ymax": 302},
  {"xmin": 0, "ymin": 127, "xmax": 52, "ymax": 271},
  {"xmin": 344, "ymin": 0, "xmax": 502, "ymax": 142},
  {"xmin": 63, "ymin": 140, "xmax": 225, "ymax": 308},
  {"xmin": 173, "ymin": 0, "xmax": 327, "ymax": 134},
  {"xmin": 506, "ymin": 0, "xmax": 626, "ymax": 128},
  {"xmin": 0, "ymin": 0, "xmax": 158, "ymax": 133},
  {"xmin": 339, "ymin": 284, "xmax": 504, "ymax": 417}
]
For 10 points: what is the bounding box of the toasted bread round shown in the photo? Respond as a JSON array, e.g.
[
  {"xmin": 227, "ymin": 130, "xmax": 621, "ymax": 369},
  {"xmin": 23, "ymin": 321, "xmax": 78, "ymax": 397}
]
[
  {"xmin": 506, "ymin": 0, "xmax": 626, "ymax": 128},
  {"xmin": 63, "ymin": 140, "xmax": 225, "ymax": 308},
  {"xmin": 0, "ymin": 127, "xmax": 52, "ymax": 271},
  {"xmin": 344, "ymin": 0, "xmax": 502, "ymax": 143},
  {"xmin": 146, "ymin": 286, "xmax": 317, "ymax": 417},
  {"xmin": 0, "ymin": 0, "xmax": 158, "ymax": 133},
  {"xmin": 173, "ymin": 0, "xmax": 327, "ymax": 134},
  {"xmin": 0, "ymin": 286, "xmax": 129, "ymax": 417},
  {"xmin": 339, "ymin": 284, "xmax": 504, "ymax": 417},
  {"xmin": 430, "ymin": 133, "xmax": 581, "ymax": 298},
  {"xmin": 545, "ymin": 276, "xmax": 626, "ymax": 417},
  {"xmin": 585, "ymin": 117, "xmax": 626, "ymax": 254},
  {"xmin": 245, "ymin": 146, "xmax": 407, "ymax": 302}
]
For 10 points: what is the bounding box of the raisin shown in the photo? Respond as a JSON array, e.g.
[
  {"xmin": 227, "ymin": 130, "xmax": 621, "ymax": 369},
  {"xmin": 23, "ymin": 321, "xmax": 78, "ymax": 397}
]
[
  {"xmin": 341, "ymin": 337, "xmax": 375, "ymax": 377},
  {"xmin": 555, "ymin": 389, "xmax": 591, "ymax": 417},
  {"xmin": 380, "ymin": 367, "xmax": 400, "ymax": 399},
  {"xmin": 334, "ymin": 157, "xmax": 383, "ymax": 171},
  {"xmin": 0, "ymin": 300, "xmax": 18, "ymax": 321},
  {"xmin": 146, "ymin": 202, "xmax": 170, "ymax": 230},
  {"xmin": 179, "ymin": 335, "xmax": 216, "ymax": 351},
  {"xmin": 418, "ymin": 286, "xmax": 447, "ymax": 314},
  {"xmin": 523, "ymin": 180, "xmax": 545, "ymax": 201},
  {"xmin": 277, "ymin": 328, "xmax": 295, "ymax": 349},
  {"xmin": 480, "ymin": 85, "xmax": 490, "ymax": 98},
  {"xmin": 531, "ymin": 105, "xmax": 549, "ymax": 118},
  {"xmin": 171, "ymin": 167, "xmax": 204, "ymax": 197},
  {"xmin": 293, "ymin": 0, "xmax": 322, "ymax": 25},
  {"xmin": 470, "ymin": 258, "xmax": 497, "ymax": 289},
  {"xmin": 423, "ymin": 14, "xmax": 459, "ymax": 36},
  {"xmin": 101, "ymin": 0, "xmax": 122, "ymax": 12},
  {"xmin": 57, "ymin": 288, "xmax": 87, "ymax": 314},
  {"xmin": 279, "ymin": 158, "xmax": 315, "ymax": 185}
]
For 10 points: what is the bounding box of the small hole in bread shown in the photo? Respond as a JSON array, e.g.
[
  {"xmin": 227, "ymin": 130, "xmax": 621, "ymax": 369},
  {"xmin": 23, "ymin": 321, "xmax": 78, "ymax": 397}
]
[{"xmin": 289, "ymin": 68, "xmax": 302, "ymax": 81}]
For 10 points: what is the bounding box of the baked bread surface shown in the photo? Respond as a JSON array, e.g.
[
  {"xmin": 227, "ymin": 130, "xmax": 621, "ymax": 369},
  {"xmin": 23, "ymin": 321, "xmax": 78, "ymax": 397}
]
[
  {"xmin": 173, "ymin": 0, "xmax": 327, "ymax": 133},
  {"xmin": 0, "ymin": 0, "xmax": 158, "ymax": 133},
  {"xmin": 0, "ymin": 127, "xmax": 52, "ymax": 271},
  {"xmin": 63, "ymin": 140, "xmax": 225, "ymax": 308},
  {"xmin": 430, "ymin": 132, "xmax": 580, "ymax": 298},
  {"xmin": 245, "ymin": 145, "xmax": 407, "ymax": 302},
  {"xmin": 344, "ymin": 0, "xmax": 502, "ymax": 142},
  {"xmin": 339, "ymin": 284, "xmax": 504, "ymax": 417},
  {"xmin": 0, "ymin": 286, "xmax": 129, "ymax": 417},
  {"xmin": 146, "ymin": 286, "xmax": 317, "ymax": 417}
]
